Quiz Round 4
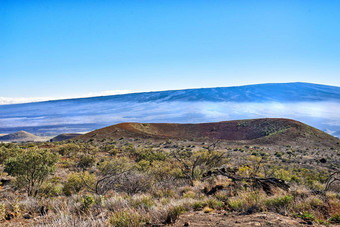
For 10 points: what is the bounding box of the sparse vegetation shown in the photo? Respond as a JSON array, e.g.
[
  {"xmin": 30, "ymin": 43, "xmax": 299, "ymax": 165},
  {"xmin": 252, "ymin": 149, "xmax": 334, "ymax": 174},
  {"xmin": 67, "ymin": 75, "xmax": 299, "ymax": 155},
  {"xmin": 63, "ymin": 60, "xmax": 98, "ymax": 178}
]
[{"xmin": 0, "ymin": 128, "xmax": 339, "ymax": 226}]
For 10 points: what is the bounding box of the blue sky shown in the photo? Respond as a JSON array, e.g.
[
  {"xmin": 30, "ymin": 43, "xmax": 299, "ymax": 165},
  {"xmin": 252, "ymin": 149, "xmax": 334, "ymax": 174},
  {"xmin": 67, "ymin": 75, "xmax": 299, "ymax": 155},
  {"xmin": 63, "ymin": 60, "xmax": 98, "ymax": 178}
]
[{"xmin": 1, "ymin": 0, "xmax": 340, "ymax": 102}]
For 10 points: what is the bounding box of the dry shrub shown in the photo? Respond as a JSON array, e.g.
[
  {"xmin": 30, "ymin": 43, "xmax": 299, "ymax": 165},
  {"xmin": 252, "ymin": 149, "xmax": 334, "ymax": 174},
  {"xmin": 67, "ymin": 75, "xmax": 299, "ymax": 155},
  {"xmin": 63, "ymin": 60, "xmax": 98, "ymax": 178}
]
[
  {"xmin": 102, "ymin": 195, "xmax": 130, "ymax": 212},
  {"xmin": 163, "ymin": 205, "xmax": 185, "ymax": 224},
  {"xmin": 116, "ymin": 172, "xmax": 153, "ymax": 195},
  {"xmin": 129, "ymin": 194, "xmax": 154, "ymax": 210},
  {"xmin": 18, "ymin": 197, "xmax": 40, "ymax": 215}
]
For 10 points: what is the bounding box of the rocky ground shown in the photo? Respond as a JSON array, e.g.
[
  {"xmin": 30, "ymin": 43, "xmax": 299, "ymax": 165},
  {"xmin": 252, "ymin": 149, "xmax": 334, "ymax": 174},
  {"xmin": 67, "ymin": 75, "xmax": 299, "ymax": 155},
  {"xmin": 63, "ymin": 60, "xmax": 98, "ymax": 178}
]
[{"xmin": 172, "ymin": 211, "xmax": 331, "ymax": 227}]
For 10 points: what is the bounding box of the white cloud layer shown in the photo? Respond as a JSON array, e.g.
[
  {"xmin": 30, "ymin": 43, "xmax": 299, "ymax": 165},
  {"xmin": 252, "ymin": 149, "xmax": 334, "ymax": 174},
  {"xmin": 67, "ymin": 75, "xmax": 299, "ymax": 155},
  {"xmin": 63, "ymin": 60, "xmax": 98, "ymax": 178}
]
[{"xmin": 0, "ymin": 90, "xmax": 133, "ymax": 105}]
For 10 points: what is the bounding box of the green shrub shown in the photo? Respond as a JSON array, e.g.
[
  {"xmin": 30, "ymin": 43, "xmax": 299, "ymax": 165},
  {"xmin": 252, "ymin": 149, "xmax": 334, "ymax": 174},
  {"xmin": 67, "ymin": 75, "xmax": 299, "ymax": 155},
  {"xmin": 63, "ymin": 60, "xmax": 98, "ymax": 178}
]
[
  {"xmin": 309, "ymin": 197, "xmax": 324, "ymax": 207},
  {"xmin": 58, "ymin": 143, "xmax": 80, "ymax": 157},
  {"xmin": 193, "ymin": 201, "xmax": 205, "ymax": 211},
  {"xmin": 330, "ymin": 214, "xmax": 340, "ymax": 223},
  {"xmin": 0, "ymin": 146, "xmax": 18, "ymax": 164},
  {"xmin": 11, "ymin": 198, "xmax": 21, "ymax": 218},
  {"xmin": 63, "ymin": 172, "xmax": 96, "ymax": 196},
  {"xmin": 136, "ymin": 160, "xmax": 150, "ymax": 171},
  {"xmin": 183, "ymin": 191, "xmax": 196, "ymax": 199},
  {"xmin": 165, "ymin": 205, "xmax": 185, "ymax": 224},
  {"xmin": 59, "ymin": 158, "xmax": 75, "ymax": 168},
  {"xmin": 153, "ymin": 188, "xmax": 175, "ymax": 198},
  {"xmin": 265, "ymin": 195, "xmax": 293, "ymax": 213},
  {"xmin": 135, "ymin": 148, "xmax": 167, "ymax": 163},
  {"xmin": 4, "ymin": 148, "xmax": 59, "ymax": 196},
  {"xmin": 0, "ymin": 203, "xmax": 6, "ymax": 221},
  {"xmin": 77, "ymin": 154, "xmax": 95, "ymax": 169},
  {"xmin": 109, "ymin": 210, "xmax": 144, "ymax": 227},
  {"xmin": 206, "ymin": 198, "xmax": 224, "ymax": 209},
  {"xmin": 215, "ymin": 191, "xmax": 229, "ymax": 202},
  {"xmin": 228, "ymin": 198, "xmax": 245, "ymax": 211},
  {"xmin": 80, "ymin": 195, "xmax": 95, "ymax": 212},
  {"xmin": 297, "ymin": 212, "xmax": 315, "ymax": 222},
  {"xmin": 39, "ymin": 182, "xmax": 63, "ymax": 197}
]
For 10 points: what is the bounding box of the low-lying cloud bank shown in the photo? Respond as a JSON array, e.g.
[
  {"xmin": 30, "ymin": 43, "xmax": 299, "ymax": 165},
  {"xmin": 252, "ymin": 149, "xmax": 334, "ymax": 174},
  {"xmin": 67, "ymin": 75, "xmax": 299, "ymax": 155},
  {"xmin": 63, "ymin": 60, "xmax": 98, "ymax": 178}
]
[{"xmin": 0, "ymin": 101, "xmax": 339, "ymax": 137}]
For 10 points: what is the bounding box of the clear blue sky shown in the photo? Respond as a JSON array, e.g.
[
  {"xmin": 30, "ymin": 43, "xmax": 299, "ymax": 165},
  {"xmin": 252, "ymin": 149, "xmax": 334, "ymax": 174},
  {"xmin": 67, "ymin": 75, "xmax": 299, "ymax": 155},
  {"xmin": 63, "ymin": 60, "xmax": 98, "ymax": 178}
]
[{"xmin": 1, "ymin": 0, "xmax": 340, "ymax": 100}]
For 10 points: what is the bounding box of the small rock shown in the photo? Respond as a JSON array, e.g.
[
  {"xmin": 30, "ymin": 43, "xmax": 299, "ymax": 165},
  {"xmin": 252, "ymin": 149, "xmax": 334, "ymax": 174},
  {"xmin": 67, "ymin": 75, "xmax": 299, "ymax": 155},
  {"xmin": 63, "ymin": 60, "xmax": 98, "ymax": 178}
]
[
  {"xmin": 184, "ymin": 222, "xmax": 190, "ymax": 226},
  {"xmin": 23, "ymin": 213, "xmax": 32, "ymax": 219}
]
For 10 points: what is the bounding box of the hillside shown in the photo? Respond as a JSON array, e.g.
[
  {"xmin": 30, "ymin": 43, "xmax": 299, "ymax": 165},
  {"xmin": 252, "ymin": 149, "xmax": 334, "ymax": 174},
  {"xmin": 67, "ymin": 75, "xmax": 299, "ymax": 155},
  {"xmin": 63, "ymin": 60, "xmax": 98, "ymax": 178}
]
[
  {"xmin": 50, "ymin": 133, "xmax": 83, "ymax": 142},
  {"xmin": 0, "ymin": 131, "xmax": 43, "ymax": 142},
  {"xmin": 1, "ymin": 119, "xmax": 340, "ymax": 226},
  {"xmin": 0, "ymin": 82, "xmax": 339, "ymax": 136},
  {"xmin": 75, "ymin": 118, "xmax": 340, "ymax": 146}
]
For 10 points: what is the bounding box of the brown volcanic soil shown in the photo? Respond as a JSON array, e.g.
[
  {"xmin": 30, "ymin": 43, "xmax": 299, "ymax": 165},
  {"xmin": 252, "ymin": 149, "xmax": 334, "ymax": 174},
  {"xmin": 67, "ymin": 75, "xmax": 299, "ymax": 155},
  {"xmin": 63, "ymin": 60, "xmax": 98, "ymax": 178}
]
[
  {"xmin": 75, "ymin": 118, "xmax": 340, "ymax": 146},
  {"xmin": 172, "ymin": 211, "xmax": 329, "ymax": 227}
]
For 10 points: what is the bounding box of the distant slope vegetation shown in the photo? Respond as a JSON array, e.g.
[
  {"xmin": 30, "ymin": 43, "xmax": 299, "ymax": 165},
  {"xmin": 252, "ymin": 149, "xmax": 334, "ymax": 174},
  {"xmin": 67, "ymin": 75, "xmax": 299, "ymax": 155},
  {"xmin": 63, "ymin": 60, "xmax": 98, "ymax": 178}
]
[
  {"xmin": 0, "ymin": 131, "xmax": 42, "ymax": 142},
  {"xmin": 75, "ymin": 118, "xmax": 340, "ymax": 146}
]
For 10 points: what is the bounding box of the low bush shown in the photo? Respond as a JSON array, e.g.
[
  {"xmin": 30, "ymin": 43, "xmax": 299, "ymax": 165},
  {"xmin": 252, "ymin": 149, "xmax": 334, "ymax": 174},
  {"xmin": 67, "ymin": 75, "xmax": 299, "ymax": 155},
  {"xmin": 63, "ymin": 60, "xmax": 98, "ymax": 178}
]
[
  {"xmin": 80, "ymin": 195, "xmax": 95, "ymax": 213},
  {"xmin": 330, "ymin": 213, "xmax": 340, "ymax": 223},
  {"xmin": 63, "ymin": 172, "xmax": 96, "ymax": 196},
  {"xmin": 109, "ymin": 210, "xmax": 144, "ymax": 227},
  {"xmin": 206, "ymin": 198, "xmax": 224, "ymax": 209},
  {"xmin": 264, "ymin": 195, "xmax": 293, "ymax": 213},
  {"xmin": 183, "ymin": 191, "xmax": 196, "ymax": 199},
  {"xmin": 77, "ymin": 154, "xmax": 96, "ymax": 169},
  {"xmin": 228, "ymin": 198, "xmax": 245, "ymax": 211},
  {"xmin": 39, "ymin": 181, "xmax": 63, "ymax": 197},
  {"xmin": 164, "ymin": 205, "xmax": 185, "ymax": 224},
  {"xmin": 193, "ymin": 201, "xmax": 205, "ymax": 211},
  {"xmin": 227, "ymin": 191, "xmax": 264, "ymax": 212},
  {"xmin": 297, "ymin": 212, "xmax": 315, "ymax": 222},
  {"xmin": 0, "ymin": 203, "xmax": 6, "ymax": 221},
  {"xmin": 130, "ymin": 195, "xmax": 154, "ymax": 209}
]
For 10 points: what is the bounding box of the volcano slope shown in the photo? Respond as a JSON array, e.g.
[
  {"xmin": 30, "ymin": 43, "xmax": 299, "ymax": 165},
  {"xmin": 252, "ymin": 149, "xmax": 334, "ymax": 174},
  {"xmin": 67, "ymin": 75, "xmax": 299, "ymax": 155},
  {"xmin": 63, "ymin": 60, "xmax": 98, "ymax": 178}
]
[
  {"xmin": 0, "ymin": 131, "xmax": 44, "ymax": 142},
  {"xmin": 75, "ymin": 118, "xmax": 339, "ymax": 147}
]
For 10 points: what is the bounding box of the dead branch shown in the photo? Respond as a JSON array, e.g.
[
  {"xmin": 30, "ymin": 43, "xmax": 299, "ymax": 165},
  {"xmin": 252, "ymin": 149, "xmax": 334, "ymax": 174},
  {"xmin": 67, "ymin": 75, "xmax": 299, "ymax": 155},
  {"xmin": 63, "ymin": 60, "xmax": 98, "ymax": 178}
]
[{"xmin": 202, "ymin": 167, "xmax": 290, "ymax": 195}]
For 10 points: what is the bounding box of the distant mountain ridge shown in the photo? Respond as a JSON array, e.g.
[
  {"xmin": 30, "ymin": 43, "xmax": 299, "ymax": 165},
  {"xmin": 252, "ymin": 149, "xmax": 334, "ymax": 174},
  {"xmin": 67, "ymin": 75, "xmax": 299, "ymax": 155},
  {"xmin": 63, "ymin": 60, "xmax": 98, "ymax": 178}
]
[
  {"xmin": 3, "ymin": 82, "xmax": 339, "ymax": 106},
  {"xmin": 0, "ymin": 82, "xmax": 339, "ymax": 136}
]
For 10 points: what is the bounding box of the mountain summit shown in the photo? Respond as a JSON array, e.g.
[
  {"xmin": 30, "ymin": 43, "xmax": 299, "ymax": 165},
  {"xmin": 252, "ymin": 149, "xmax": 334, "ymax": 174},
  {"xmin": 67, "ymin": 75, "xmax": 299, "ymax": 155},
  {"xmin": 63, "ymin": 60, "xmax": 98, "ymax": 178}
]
[{"xmin": 75, "ymin": 118, "xmax": 340, "ymax": 147}]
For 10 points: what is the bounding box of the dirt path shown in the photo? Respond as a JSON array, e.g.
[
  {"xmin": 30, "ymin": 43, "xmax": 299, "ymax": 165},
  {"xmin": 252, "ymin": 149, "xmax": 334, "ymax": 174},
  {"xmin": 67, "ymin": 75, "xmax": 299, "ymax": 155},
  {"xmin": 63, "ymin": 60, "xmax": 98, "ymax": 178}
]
[{"xmin": 172, "ymin": 211, "xmax": 329, "ymax": 227}]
